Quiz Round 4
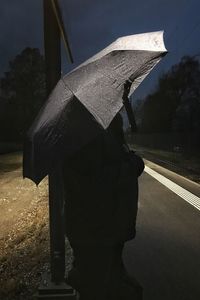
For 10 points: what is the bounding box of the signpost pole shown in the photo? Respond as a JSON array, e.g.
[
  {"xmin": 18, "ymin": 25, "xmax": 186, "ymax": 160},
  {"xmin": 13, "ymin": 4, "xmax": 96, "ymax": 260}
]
[{"xmin": 36, "ymin": 1, "xmax": 77, "ymax": 298}]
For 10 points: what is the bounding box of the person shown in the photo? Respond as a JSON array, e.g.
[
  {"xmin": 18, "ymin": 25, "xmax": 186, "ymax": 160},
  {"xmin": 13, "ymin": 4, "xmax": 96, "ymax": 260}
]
[{"xmin": 63, "ymin": 113, "xmax": 144, "ymax": 300}]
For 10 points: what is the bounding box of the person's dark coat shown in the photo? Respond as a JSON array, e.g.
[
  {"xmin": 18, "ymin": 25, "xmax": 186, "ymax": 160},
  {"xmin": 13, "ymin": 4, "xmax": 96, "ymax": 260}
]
[{"xmin": 63, "ymin": 122, "xmax": 144, "ymax": 245}]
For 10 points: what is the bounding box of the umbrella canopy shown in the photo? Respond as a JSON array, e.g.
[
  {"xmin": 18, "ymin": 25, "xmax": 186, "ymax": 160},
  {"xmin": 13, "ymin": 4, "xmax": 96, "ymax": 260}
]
[{"xmin": 23, "ymin": 31, "xmax": 167, "ymax": 184}]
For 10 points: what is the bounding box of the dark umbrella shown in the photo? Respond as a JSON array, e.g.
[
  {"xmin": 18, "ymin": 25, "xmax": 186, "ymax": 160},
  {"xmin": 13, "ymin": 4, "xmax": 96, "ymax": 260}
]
[{"xmin": 23, "ymin": 31, "xmax": 167, "ymax": 184}]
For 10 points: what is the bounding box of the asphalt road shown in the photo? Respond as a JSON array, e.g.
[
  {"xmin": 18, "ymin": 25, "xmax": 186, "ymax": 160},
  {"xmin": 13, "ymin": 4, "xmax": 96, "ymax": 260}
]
[{"xmin": 123, "ymin": 160, "xmax": 200, "ymax": 300}]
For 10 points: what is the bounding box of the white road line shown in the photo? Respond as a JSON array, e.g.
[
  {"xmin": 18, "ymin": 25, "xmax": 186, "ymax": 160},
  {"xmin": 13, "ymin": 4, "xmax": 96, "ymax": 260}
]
[{"xmin": 144, "ymin": 166, "xmax": 200, "ymax": 211}]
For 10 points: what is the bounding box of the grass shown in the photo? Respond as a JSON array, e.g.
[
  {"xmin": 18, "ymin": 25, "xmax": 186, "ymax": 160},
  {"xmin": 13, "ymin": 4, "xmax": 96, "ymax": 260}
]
[
  {"xmin": 0, "ymin": 142, "xmax": 22, "ymax": 155},
  {"xmin": 131, "ymin": 144, "xmax": 200, "ymax": 183},
  {"xmin": 0, "ymin": 152, "xmax": 73, "ymax": 300}
]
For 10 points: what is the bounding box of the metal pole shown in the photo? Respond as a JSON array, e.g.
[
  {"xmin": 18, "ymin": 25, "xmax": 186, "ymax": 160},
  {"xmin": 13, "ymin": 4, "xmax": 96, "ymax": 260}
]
[
  {"xmin": 43, "ymin": 0, "xmax": 61, "ymax": 97},
  {"xmin": 43, "ymin": 0, "xmax": 64, "ymax": 283},
  {"xmin": 51, "ymin": 0, "xmax": 74, "ymax": 64},
  {"xmin": 37, "ymin": 1, "xmax": 77, "ymax": 298}
]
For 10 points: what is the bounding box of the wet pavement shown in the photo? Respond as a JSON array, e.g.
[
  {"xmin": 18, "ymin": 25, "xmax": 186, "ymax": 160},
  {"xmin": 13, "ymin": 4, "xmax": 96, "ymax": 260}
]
[{"xmin": 123, "ymin": 161, "xmax": 200, "ymax": 300}]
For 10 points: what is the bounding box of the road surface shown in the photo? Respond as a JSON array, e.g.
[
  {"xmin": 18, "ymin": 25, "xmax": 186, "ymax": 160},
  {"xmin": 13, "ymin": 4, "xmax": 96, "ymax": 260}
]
[{"xmin": 123, "ymin": 160, "xmax": 200, "ymax": 300}]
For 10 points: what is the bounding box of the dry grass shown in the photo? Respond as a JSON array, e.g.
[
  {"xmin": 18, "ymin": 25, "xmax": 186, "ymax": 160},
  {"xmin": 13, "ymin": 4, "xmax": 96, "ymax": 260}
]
[{"xmin": 0, "ymin": 152, "xmax": 72, "ymax": 300}]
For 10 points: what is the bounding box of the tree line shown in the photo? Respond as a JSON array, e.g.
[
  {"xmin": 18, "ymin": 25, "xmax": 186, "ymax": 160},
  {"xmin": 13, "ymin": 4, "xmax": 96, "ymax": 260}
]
[
  {"xmin": 0, "ymin": 48, "xmax": 46, "ymax": 142},
  {"xmin": 134, "ymin": 55, "xmax": 200, "ymax": 134}
]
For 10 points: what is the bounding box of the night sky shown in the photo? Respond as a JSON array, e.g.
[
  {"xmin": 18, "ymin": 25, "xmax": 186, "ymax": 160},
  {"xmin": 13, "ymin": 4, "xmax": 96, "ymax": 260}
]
[{"xmin": 1, "ymin": 0, "xmax": 200, "ymax": 98}]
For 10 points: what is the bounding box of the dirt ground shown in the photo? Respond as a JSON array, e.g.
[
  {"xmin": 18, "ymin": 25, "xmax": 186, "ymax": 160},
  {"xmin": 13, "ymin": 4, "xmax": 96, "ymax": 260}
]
[{"xmin": 0, "ymin": 152, "xmax": 72, "ymax": 300}]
